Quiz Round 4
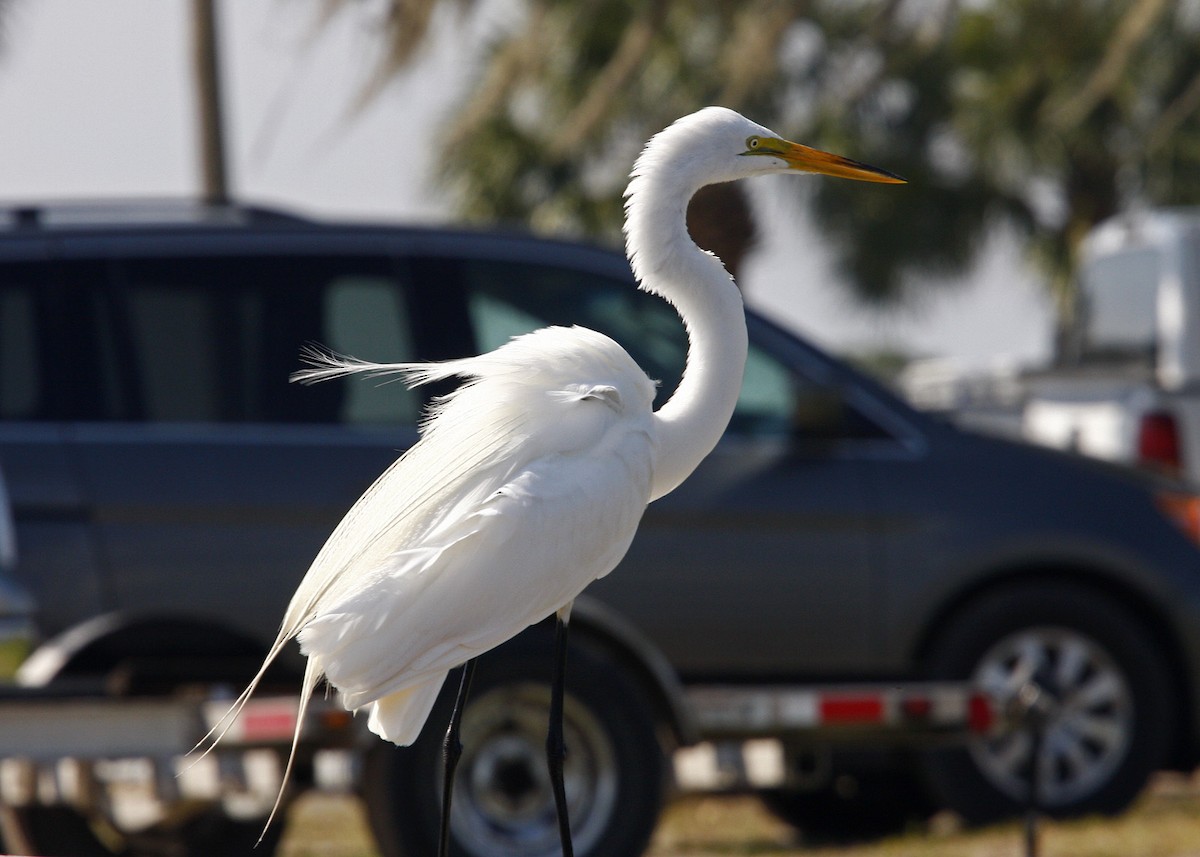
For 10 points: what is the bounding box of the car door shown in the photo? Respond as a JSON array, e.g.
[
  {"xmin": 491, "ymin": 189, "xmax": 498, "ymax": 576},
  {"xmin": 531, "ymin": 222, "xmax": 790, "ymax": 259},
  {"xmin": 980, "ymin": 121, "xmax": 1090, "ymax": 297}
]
[
  {"xmin": 0, "ymin": 259, "xmax": 109, "ymax": 635},
  {"xmin": 440, "ymin": 255, "xmax": 885, "ymax": 678},
  {"xmin": 54, "ymin": 250, "xmax": 422, "ymax": 642}
]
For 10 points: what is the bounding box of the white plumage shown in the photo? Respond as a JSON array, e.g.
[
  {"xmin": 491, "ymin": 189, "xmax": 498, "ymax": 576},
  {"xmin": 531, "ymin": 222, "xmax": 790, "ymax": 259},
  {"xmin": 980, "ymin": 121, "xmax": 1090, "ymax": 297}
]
[
  {"xmin": 199, "ymin": 107, "xmax": 902, "ymax": 836},
  {"xmin": 290, "ymin": 326, "xmax": 657, "ymax": 743}
]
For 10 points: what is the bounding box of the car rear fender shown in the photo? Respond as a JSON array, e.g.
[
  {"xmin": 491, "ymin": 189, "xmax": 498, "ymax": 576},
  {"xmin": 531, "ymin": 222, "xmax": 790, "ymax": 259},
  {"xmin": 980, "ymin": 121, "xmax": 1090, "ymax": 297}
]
[
  {"xmin": 16, "ymin": 612, "xmax": 287, "ymax": 693},
  {"xmin": 567, "ymin": 594, "xmax": 698, "ymax": 746}
]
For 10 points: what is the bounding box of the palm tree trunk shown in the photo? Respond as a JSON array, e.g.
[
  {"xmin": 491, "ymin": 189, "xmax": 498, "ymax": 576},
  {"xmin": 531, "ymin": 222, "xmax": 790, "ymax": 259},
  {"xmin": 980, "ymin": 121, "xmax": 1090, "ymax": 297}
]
[{"xmin": 192, "ymin": 0, "xmax": 230, "ymax": 204}]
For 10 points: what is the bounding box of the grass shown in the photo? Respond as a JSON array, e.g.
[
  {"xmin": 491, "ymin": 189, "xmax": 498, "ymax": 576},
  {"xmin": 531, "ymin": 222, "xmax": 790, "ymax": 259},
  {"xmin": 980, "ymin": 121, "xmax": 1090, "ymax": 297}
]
[
  {"xmin": 278, "ymin": 793, "xmax": 377, "ymax": 857},
  {"xmin": 279, "ymin": 772, "xmax": 1200, "ymax": 857}
]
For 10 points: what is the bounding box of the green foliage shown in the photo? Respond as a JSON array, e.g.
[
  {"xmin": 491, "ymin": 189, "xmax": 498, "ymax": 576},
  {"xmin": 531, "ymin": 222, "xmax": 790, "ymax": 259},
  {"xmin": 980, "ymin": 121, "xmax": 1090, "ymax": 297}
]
[
  {"xmin": 345, "ymin": 0, "xmax": 1200, "ymax": 317},
  {"xmin": 795, "ymin": 0, "xmax": 1200, "ymax": 311},
  {"xmin": 429, "ymin": 0, "xmax": 802, "ymax": 235}
]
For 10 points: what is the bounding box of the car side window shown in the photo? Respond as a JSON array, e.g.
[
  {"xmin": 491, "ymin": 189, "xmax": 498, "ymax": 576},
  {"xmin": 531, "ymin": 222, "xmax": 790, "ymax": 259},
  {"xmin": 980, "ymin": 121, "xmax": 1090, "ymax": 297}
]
[
  {"xmin": 83, "ymin": 256, "xmax": 419, "ymax": 425},
  {"xmin": 457, "ymin": 258, "xmax": 886, "ymax": 440},
  {"xmin": 0, "ymin": 273, "xmax": 43, "ymax": 420},
  {"xmin": 463, "ymin": 260, "xmax": 687, "ymax": 393},
  {"xmin": 462, "ymin": 259, "xmax": 686, "ymax": 400},
  {"xmin": 322, "ymin": 275, "xmax": 417, "ymax": 424}
]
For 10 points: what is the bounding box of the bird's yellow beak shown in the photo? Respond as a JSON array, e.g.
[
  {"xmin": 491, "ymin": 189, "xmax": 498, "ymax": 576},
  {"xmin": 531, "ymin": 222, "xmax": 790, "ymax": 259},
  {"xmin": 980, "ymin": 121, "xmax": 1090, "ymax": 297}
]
[{"xmin": 744, "ymin": 136, "xmax": 906, "ymax": 184}]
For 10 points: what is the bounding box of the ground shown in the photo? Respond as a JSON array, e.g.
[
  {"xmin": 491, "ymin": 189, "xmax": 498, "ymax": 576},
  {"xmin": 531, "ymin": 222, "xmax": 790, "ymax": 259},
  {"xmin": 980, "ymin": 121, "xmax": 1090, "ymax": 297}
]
[{"xmin": 278, "ymin": 771, "xmax": 1200, "ymax": 857}]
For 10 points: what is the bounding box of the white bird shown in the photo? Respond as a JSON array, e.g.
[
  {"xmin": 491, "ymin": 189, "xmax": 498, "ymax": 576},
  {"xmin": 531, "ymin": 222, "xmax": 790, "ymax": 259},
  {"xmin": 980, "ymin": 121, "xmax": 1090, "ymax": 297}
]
[{"xmin": 201, "ymin": 106, "xmax": 903, "ymax": 855}]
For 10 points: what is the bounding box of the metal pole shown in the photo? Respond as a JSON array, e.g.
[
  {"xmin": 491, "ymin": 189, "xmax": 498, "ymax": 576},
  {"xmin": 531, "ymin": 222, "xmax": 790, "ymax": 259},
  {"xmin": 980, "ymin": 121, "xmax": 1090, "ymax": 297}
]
[
  {"xmin": 1016, "ymin": 682, "xmax": 1048, "ymax": 857},
  {"xmin": 191, "ymin": 0, "xmax": 230, "ymax": 205}
]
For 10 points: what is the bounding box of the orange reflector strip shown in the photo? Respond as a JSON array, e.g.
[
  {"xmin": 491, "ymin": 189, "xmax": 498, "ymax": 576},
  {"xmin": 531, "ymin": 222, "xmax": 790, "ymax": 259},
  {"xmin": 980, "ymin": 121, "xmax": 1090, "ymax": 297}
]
[
  {"xmin": 322, "ymin": 709, "xmax": 353, "ymax": 731},
  {"xmin": 1158, "ymin": 491, "xmax": 1200, "ymax": 545}
]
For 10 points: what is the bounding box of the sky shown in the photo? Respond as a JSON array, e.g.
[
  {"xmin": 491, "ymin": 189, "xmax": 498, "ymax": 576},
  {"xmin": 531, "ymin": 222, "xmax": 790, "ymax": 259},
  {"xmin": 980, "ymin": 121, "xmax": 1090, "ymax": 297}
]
[{"xmin": 0, "ymin": 0, "xmax": 1054, "ymax": 372}]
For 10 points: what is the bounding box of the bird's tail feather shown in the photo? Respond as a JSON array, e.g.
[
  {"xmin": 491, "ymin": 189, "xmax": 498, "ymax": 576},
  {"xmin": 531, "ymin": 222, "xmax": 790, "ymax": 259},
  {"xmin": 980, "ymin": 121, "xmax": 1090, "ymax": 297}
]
[
  {"xmin": 258, "ymin": 655, "xmax": 323, "ymax": 842},
  {"xmin": 187, "ymin": 637, "xmax": 322, "ymax": 842},
  {"xmin": 291, "ymin": 344, "xmax": 462, "ymax": 388},
  {"xmin": 186, "ymin": 629, "xmax": 296, "ymax": 761}
]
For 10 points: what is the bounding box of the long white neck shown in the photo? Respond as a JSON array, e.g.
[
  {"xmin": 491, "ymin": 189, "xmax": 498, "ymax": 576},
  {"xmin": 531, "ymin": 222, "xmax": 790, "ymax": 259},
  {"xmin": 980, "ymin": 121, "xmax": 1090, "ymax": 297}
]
[{"xmin": 624, "ymin": 167, "xmax": 749, "ymax": 503}]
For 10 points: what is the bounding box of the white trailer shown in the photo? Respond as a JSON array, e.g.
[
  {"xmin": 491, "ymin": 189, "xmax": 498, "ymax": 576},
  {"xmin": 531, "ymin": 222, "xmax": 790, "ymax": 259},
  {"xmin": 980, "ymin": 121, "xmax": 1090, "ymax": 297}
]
[
  {"xmin": 0, "ymin": 679, "xmax": 998, "ymax": 855},
  {"xmin": 1024, "ymin": 208, "xmax": 1200, "ymax": 481}
]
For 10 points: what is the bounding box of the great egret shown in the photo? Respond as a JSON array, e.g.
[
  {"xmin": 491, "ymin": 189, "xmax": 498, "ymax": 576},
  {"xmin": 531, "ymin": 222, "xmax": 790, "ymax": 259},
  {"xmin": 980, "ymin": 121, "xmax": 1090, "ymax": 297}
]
[{"xmin": 202, "ymin": 106, "xmax": 902, "ymax": 856}]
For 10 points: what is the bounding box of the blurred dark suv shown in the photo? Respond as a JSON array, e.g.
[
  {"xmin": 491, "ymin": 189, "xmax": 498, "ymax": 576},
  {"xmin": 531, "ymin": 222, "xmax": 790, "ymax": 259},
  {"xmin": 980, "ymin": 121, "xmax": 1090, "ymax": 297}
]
[
  {"xmin": 0, "ymin": 463, "xmax": 34, "ymax": 681},
  {"xmin": 4, "ymin": 201, "xmax": 1200, "ymax": 857}
]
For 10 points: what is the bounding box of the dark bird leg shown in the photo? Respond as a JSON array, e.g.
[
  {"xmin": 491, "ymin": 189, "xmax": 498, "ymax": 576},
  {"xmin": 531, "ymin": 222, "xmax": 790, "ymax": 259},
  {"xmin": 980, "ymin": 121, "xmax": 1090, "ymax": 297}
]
[
  {"xmin": 547, "ymin": 607, "xmax": 574, "ymax": 857},
  {"xmin": 439, "ymin": 657, "xmax": 478, "ymax": 857}
]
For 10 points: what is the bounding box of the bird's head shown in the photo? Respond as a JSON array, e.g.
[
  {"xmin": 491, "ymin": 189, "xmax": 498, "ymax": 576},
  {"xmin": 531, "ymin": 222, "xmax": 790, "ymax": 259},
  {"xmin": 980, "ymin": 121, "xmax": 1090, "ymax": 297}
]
[
  {"xmin": 635, "ymin": 106, "xmax": 906, "ymax": 189},
  {"xmin": 624, "ymin": 107, "xmax": 904, "ymax": 291}
]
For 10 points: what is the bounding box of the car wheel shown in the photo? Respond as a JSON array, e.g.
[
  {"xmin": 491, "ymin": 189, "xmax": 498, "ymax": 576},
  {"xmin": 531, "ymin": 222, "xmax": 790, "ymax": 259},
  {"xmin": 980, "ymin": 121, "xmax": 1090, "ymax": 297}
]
[
  {"xmin": 919, "ymin": 581, "xmax": 1175, "ymax": 824},
  {"xmin": 361, "ymin": 629, "xmax": 667, "ymax": 857}
]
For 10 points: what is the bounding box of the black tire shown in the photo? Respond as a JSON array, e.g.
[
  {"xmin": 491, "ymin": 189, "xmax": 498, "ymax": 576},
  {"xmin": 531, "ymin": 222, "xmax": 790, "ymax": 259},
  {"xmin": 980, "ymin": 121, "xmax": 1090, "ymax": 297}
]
[
  {"xmin": 3, "ymin": 803, "xmax": 285, "ymax": 857},
  {"xmin": 759, "ymin": 766, "xmax": 931, "ymax": 841},
  {"xmin": 3, "ymin": 805, "xmax": 115, "ymax": 857},
  {"xmin": 172, "ymin": 807, "xmax": 287, "ymax": 857},
  {"xmin": 361, "ymin": 625, "xmax": 667, "ymax": 857},
  {"xmin": 919, "ymin": 581, "xmax": 1176, "ymax": 824}
]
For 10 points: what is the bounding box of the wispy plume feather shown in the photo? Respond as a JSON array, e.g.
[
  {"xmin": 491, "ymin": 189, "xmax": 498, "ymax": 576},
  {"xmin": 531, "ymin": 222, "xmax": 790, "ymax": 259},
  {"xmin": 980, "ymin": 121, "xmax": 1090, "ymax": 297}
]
[{"xmin": 290, "ymin": 344, "xmax": 425, "ymax": 387}]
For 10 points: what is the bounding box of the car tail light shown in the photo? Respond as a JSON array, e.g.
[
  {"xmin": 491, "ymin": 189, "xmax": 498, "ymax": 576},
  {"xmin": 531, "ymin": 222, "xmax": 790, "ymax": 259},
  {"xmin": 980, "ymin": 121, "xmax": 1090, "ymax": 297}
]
[
  {"xmin": 1157, "ymin": 491, "xmax": 1200, "ymax": 545},
  {"xmin": 1138, "ymin": 410, "xmax": 1183, "ymax": 475}
]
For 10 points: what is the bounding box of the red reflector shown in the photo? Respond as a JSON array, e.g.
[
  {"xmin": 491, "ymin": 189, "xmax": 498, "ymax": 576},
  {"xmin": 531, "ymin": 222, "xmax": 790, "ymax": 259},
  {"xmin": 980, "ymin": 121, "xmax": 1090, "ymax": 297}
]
[
  {"xmin": 1138, "ymin": 410, "xmax": 1183, "ymax": 473},
  {"xmin": 900, "ymin": 696, "xmax": 933, "ymax": 720},
  {"xmin": 242, "ymin": 706, "xmax": 297, "ymax": 741},
  {"xmin": 967, "ymin": 693, "xmax": 995, "ymax": 733},
  {"xmin": 820, "ymin": 695, "xmax": 884, "ymax": 723}
]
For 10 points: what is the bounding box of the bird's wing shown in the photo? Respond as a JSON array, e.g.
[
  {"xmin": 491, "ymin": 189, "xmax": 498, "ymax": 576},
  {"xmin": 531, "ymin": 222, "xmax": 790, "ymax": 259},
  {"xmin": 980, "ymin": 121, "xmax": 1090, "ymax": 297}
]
[
  {"xmin": 282, "ymin": 327, "xmax": 657, "ymax": 636},
  {"xmin": 299, "ymin": 420, "xmax": 656, "ymax": 710},
  {"xmin": 193, "ymin": 350, "xmax": 522, "ymax": 753},
  {"xmin": 276, "ymin": 406, "xmax": 520, "ymax": 639},
  {"xmin": 197, "ymin": 327, "xmax": 656, "ymax": 752}
]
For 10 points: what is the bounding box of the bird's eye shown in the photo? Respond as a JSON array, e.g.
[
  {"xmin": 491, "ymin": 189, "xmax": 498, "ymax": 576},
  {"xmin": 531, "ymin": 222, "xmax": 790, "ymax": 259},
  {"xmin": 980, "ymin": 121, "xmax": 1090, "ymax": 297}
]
[{"xmin": 746, "ymin": 136, "xmax": 761, "ymax": 149}]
